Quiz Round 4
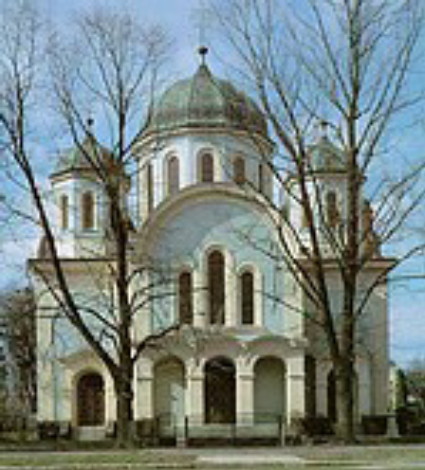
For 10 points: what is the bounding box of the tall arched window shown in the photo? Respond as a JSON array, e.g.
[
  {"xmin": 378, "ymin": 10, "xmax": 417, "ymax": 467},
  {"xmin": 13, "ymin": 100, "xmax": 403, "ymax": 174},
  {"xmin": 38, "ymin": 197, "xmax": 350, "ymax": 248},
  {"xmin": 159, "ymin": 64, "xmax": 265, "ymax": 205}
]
[
  {"xmin": 60, "ymin": 195, "xmax": 69, "ymax": 230},
  {"xmin": 200, "ymin": 153, "xmax": 214, "ymax": 183},
  {"xmin": 167, "ymin": 156, "xmax": 179, "ymax": 195},
  {"xmin": 178, "ymin": 271, "xmax": 193, "ymax": 324},
  {"xmin": 233, "ymin": 157, "xmax": 245, "ymax": 184},
  {"xmin": 326, "ymin": 191, "xmax": 338, "ymax": 228},
  {"xmin": 240, "ymin": 271, "xmax": 254, "ymax": 325},
  {"xmin": 146, "ymin": 163, "xmax": 153, "ymax": 212},
  {"xmin": 302, "ymin": 205, "xmax": 310, "ymax": 228},
  {"xmin": 258, "ymin": 164, "xmax": 264, "ymax": 193},
  {"xmin": 81, "ymin": 191, "xmax": 94, "ymax": 230},
  {"xmin": 208, "ymin": 251, "xmax": 225, "ymax": 324}
]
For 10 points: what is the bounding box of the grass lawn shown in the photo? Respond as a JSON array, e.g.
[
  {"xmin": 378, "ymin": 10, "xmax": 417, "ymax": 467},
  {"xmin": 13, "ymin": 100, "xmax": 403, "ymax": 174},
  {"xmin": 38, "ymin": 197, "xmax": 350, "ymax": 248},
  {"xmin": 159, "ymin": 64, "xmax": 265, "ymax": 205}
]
[
  {"xmin": 0, "ymin": 446, "xmax": 425, "ymax": 469},
  {"xmin": 0, "ymin": 451, "xmax": 195, "ymax": 468}
]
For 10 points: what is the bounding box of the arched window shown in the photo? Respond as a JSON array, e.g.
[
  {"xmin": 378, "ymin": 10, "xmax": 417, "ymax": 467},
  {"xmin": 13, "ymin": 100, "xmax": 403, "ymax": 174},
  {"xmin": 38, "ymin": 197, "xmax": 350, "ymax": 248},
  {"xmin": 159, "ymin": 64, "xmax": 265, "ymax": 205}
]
[
  {"xmin": 60, "ymin": 195, "xmax": 69, "ymax": 230},
  {"xmin": 240, "ymin": 271, "xmax": 254, "ymax": 325},
  {"xmin": 146, "ymin": 163, "xmax": 153, "ymax": 211},
  {"xmin": 167, "ymin": 156, "xmax": 179, "ymax": 195},
  {"xmin": 258, "ymin": 164, "xmax": 264, "ymax": 193},
  {"xmin": 302, "ymin": 205, "xmax": 310, "ymax": 228},
  {"xmin": 208, "ymin": 250, "xmax": 225, "ymax": 324},
  {"xmin": 81, "ymin": 191, "xmax": 94, "ymax": 230},
  {"xmin": 200, "ymin": 153, "xmax": 214, "ymax": 183},
  {"xmin": 178, "ymin": 271, "xmax": 192, "ymax": 324},
  {"xmin": 233, "ymin": 157, "xmax": 245, "ymax": 184},
  {"xmin": 326, "ymin": 191, "xmax": 338, "ymax": 228}
]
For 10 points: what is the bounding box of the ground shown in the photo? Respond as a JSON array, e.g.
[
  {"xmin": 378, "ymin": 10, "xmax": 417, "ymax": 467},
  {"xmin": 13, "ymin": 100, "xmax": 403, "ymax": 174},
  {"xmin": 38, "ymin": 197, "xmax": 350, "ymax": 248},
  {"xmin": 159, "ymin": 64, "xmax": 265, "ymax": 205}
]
[{"xmin": 1, "ymin": 445, "xmax": 425, "ymax": 469}]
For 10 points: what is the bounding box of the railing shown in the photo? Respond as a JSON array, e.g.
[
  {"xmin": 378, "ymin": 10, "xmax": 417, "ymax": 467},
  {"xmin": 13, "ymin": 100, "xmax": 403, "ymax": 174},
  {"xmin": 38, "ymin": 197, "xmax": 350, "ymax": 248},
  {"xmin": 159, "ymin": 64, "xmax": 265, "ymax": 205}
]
[{"xmin": 152, "ymin": 412, "xmax": 284, "ymax": 445}]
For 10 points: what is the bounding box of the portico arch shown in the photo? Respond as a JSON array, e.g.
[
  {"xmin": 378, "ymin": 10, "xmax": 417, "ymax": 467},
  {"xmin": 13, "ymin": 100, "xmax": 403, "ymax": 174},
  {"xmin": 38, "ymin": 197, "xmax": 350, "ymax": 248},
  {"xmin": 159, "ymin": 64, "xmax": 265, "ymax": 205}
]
[
  {"xmin": 204, "ymin": 356, "xmax": 236, "ymax": 423},
  {"xmin": 76, "ymin": 372, "xmax": 105, "ymax": 426},
  {"xmin": 254, "ymin": 356, "xmax": 286, "ymax": 422},
  {"xmin": 153, "ymin": 357, "xmax": 185, "ymax": 423}
]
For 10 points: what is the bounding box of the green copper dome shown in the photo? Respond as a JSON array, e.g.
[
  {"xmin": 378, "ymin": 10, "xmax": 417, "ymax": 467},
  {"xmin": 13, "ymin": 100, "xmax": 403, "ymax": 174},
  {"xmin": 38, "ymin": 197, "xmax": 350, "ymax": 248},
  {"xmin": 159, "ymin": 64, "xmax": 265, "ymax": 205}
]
[
  {"xmin": 310, "ymin": 136, "xmax": 346, "ymax": 172},
  {"xmin": 51, "ymin": 135, "xmax": 111, "ymax": 177},
  {"xmin": 142, "ymin": 64, "xmax": 268, "ymax": 137}
]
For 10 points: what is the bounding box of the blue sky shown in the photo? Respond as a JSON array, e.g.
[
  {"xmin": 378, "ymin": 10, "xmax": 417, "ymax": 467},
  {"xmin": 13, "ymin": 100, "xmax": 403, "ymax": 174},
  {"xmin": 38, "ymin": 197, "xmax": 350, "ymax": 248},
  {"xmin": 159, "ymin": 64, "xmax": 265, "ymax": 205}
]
[
  {"xmin": 41, "ymin": 0, "xmax": 203, "ymax": 75},
  {"xmin": 1, "ymin": 0, "xmax": 424, "ymax": 368}
]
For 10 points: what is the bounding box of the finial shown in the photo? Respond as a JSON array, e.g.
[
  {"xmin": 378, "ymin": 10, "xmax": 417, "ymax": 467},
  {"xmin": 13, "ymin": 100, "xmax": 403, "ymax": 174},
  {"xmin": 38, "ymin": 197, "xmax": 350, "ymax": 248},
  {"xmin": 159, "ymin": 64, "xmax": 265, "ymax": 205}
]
[
  {"xmin": 86, "ymin": 117, "xmax": 95, "ymax": 143},
  {"xmin": 198, "ymin": 46, "xmax": 208, "ymax": 65}
]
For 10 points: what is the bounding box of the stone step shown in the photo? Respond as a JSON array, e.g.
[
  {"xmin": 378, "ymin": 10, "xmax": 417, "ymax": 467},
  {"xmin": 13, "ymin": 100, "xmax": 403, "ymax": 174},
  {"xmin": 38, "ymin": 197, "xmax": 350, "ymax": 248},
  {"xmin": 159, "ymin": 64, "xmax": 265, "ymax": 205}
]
[{"xmin": 74, "ymin": 426, "xmax": 106, "ymax": 441}]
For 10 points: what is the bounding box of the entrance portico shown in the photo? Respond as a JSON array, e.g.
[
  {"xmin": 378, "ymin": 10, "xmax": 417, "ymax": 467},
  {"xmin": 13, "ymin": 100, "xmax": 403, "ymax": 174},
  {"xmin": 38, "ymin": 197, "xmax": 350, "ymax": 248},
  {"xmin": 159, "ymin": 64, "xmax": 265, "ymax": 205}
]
[{"xmin": 134, "ymin": 333, "xmax": 306, "ymax": 439}]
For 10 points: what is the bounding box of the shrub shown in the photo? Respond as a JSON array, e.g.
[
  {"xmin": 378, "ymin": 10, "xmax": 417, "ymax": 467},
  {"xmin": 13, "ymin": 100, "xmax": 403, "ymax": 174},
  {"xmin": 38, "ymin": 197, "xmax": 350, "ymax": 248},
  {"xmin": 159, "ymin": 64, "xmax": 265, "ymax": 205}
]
[{"xmin": 362, "ymin": 415, "xmax": 387, "ymax": 435}]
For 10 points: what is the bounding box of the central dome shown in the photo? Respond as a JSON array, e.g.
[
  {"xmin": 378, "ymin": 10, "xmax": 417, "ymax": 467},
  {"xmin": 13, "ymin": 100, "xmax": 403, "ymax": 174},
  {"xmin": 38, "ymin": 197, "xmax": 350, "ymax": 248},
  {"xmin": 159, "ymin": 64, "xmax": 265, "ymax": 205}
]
[{"xmin": 142, "ymin": 64, "xmax": 268, "ymax": 138}]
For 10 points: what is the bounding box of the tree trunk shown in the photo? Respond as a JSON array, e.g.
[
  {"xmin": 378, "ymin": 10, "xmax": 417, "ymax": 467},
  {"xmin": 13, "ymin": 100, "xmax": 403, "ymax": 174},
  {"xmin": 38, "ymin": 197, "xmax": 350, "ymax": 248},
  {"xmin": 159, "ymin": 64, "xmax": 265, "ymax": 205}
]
[
  {"xmin": 114, "ymin": 370, "xmax": 134, "ymax": 448},
  {"xmin": 334, "ymin": 359, "xmax": 356, "ymax": 443}
]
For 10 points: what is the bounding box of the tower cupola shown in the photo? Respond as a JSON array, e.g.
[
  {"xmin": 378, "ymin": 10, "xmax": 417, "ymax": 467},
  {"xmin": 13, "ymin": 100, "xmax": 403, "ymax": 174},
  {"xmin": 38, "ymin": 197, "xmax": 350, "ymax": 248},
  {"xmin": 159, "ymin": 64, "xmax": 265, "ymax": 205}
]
[{"xmin": 48, "ymin": 133, "xmax": 113, "ymax": 258}]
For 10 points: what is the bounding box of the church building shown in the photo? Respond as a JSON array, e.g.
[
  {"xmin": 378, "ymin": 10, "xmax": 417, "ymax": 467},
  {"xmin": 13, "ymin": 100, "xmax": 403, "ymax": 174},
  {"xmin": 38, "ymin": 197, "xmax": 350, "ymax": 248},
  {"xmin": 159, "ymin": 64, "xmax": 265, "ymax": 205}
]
[{"xmin": 31, "ymin": 55, "xmax": 390, "ymax": 442}]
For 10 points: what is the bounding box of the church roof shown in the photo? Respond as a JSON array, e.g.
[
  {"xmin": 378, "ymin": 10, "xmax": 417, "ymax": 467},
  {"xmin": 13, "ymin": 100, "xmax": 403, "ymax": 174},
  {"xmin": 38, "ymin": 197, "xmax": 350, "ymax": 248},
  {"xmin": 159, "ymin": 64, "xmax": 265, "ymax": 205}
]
[
  {"xmin": 51, "ymin": 134, "xmax": 111, "ymax": 178},
  {"xmin": 142, "ymin": 63, "xmax": 268, "ymax": 138}
]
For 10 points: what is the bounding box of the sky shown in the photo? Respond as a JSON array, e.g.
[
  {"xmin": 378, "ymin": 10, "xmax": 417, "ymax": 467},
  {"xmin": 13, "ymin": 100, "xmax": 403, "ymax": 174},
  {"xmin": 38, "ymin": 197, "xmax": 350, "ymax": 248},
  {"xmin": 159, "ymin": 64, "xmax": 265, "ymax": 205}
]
[
  {"xmin": 0, "ymin": 0, "xmax": 424, "ymax": 368},
  {"xmin": 41, "ymin": 0, "xmax": 203, "ymax": 75}
]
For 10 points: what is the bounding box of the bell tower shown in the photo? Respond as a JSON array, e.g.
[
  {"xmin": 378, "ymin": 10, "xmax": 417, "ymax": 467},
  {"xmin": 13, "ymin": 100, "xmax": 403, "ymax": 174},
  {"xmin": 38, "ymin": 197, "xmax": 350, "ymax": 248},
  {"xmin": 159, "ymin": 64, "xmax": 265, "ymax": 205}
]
[{"xmin": 49, "ymin": 131, "xmax": 109, "ymax": 258}]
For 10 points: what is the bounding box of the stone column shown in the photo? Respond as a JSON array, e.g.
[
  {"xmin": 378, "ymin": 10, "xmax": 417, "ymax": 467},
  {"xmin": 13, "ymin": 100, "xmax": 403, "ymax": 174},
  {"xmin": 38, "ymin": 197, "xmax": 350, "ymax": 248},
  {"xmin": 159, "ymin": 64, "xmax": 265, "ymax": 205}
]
[
  {"xmin": 236, "ymin": 364, "xmax": 254, "ymax": 425},
  {"xmin": 62, "ymin": 370, "xmax": 73, "ymax": 423},
  {"xmin": 135, "ymin": 358, "xmax": 154, "ymax": 420},
  {"xmin": 186, "ymin": 359, "xmax": 204, "ymax": 427},
  {"xmin": 193, "ymin": 269, "xmax": 207, "ymax": 328},
  {"xmin": 225, "ymin": 251, "xmax": 237, "ymax": 327},
  {"xmin": 286, "ymin": 355, "xmax": 305, "ymax": 425},
  {"xmin": 105, "ymin": 369, "xmax": 116, "ymax": 423}
]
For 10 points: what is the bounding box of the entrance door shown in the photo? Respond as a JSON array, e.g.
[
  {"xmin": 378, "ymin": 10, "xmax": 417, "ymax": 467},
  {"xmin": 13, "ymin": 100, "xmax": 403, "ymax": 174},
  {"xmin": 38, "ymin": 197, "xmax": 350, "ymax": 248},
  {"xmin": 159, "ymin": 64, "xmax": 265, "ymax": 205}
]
[
  {"xmin": 205, "ymin": 357, "xmax": 236, "ymax": 423},
  {"xmin": 77, "ymin": 372, "xmax": 105, "ymax": 426}
]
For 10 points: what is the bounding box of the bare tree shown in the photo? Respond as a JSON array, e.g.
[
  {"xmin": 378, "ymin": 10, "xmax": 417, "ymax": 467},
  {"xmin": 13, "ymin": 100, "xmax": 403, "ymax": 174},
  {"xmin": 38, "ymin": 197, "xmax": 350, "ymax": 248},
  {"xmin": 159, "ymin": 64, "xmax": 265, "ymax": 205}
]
[
  {"xmin": 0, "ymin": 288, "xmax": 36, "ymax": 423},
  {"xmin": 0, "ymin": 1, "xmax": 173, "ymax": 447},
  {"xmin": 207, "ymin": 0, "xmax": 425, "ymax": 442}
]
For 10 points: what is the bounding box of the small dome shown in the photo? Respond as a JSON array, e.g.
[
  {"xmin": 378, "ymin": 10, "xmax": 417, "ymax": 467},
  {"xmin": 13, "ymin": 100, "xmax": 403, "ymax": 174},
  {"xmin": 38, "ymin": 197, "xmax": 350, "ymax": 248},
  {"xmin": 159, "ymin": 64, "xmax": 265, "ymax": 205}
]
[
  {"xmin": 51, "ymin": 135, "xmax": 111, "ymax": 178},
  {"xmin": 142, "ymin": 64, "xmax": 267, "ymax": 137},
  {"xmin": 310, "ymin": 136, "xmax": 346, "ymax": 172}
]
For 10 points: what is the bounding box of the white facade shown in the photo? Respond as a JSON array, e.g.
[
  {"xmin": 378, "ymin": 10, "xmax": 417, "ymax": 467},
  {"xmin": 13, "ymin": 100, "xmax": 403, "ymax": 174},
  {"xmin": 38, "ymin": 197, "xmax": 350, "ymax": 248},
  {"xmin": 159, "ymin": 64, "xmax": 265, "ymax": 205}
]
[{"xmin": 31, "ymin": 63, "xmax": 390, "ymax": 442}]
